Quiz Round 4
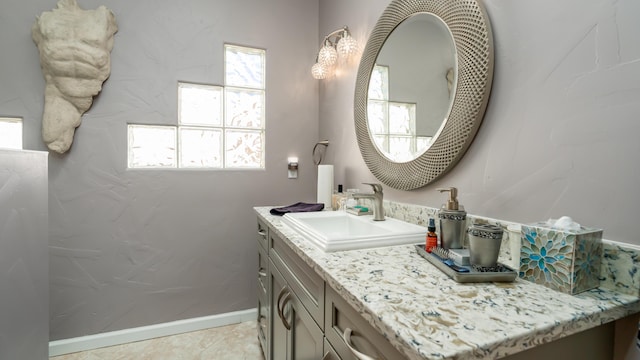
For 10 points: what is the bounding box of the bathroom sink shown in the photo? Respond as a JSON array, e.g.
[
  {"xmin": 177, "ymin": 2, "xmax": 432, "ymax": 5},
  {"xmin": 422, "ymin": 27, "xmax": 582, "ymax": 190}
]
[{"xmin": 281, "ymin": 211, "xmax": 427, "ymax": 252}]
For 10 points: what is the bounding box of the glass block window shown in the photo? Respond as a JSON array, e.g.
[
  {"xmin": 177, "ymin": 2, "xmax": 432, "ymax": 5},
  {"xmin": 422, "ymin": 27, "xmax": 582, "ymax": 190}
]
[
  {"xmin": 179, "ymin": 127, "xmax": 222, "ymax": 168},
  {"xmin": 223, "ymin": 44, "xmax": 265, "ymax": 168},
  {"xmin": 128, "ymin": 125, "xmax": 177, "ymax": 168},
  {"xmin": 225, "ymin": 45, "xmax": 265, "ymax": 88},
  {"xmin": 0, "ymin": 117, "xmax": 23, "ymax": 150},
  {"xmin": 368, "ymin": 65, "xmax": 424, "ymax": 162},
  {"xmin": 179, "ymin": 82, "xmax": 223, "ymax": 127},
  {"xmin": 128, "ymin": 44, "xmax": 265, "ymax": 169}
]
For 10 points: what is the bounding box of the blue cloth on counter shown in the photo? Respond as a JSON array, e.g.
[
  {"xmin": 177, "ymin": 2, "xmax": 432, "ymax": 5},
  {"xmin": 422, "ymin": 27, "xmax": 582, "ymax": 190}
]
[{"xmin": 270, "ymin": 202, "xmax": 324, "ymax": 216}]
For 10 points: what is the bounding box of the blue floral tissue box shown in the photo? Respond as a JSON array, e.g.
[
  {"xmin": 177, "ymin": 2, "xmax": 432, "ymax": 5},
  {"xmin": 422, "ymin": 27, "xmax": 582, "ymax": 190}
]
[{"xmin": 519, "ymin": 223, "xmax": 603, "ymax": 294}]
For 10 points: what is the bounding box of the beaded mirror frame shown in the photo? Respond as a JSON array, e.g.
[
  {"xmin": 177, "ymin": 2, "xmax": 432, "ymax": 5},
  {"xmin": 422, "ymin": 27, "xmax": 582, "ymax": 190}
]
[{"xmin": 354, "ymin": 0, "xmax": 494, "ymax": 190}]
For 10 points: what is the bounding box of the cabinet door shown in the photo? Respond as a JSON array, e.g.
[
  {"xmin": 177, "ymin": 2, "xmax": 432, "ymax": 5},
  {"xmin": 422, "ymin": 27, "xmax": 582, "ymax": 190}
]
[
  {"xmin": 287, "ymin": 292, "xmax": 324, "ymax": 360},
  {"xmin": 270, "ymin": 259, "xmax": 324, "ymax": 360},
  {"xmin": 270, "ymin": 260, "xmax": 288, "ymax": 360}
]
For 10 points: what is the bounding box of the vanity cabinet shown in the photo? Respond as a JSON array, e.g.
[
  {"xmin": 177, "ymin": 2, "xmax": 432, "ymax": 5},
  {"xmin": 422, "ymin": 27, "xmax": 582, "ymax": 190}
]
[
  {"xmin": 258, "ymin": 219, "xmax": 327, "ymax": 360},
  {"xmin": 258, "ymin": 217, "xmax": 405, "ymax": 360}
]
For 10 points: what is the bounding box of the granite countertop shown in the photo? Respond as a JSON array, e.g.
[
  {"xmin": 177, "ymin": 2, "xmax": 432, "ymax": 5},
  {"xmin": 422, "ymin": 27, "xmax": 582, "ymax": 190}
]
[{"xmin": 255, "ymin": 207, "xmax": 640, "ymax": 360}]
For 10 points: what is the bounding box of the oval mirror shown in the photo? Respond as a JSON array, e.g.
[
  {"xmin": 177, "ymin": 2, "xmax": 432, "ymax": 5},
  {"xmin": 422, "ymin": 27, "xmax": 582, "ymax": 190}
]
[{"xmin": 355, "ymin": 0, "xmax": 494, "ymax": 190}]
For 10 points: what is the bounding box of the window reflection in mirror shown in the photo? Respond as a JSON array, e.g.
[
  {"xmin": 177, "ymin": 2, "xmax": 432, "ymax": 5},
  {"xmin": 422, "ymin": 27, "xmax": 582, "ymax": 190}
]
[
  {"xmin": 368, "ymin": 65, "xmax": 431, "ymax": 162},
  {"xmin": 367, "ymin": 13, "xmax": 456, "ymax": 162}
]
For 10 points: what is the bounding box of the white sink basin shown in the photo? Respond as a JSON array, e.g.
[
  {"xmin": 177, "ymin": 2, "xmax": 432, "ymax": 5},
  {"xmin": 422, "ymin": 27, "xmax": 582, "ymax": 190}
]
[{"xmin": 281, "ymin": 211, "xmax": 427, "ymax": 252}]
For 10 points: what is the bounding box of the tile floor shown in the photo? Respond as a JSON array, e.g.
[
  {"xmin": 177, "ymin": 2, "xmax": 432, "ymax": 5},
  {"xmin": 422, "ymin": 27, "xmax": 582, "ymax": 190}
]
[{"xmin": 50, "ymin": 321, "xmax": 264, "ymax": 360}]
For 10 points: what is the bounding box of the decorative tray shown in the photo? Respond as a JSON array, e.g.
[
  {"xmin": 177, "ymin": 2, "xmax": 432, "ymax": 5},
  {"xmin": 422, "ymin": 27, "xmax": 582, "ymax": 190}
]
[{"xmin": 415, "ymin": 245, "xmax": 518, "ymax": 283}]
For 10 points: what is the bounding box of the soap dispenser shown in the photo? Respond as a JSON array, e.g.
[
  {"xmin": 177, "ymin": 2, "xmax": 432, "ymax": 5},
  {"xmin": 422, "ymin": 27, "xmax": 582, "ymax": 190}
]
[{"xmin": 437, "ymin": 187, "xmax": 467, "ymax": 249}]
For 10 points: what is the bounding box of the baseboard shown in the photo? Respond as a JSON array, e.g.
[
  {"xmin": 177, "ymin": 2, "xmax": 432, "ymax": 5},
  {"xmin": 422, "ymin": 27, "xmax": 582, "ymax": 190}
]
[{"xmin": 49, "ymin": 308, "xmax": 257, "ymax": 357}]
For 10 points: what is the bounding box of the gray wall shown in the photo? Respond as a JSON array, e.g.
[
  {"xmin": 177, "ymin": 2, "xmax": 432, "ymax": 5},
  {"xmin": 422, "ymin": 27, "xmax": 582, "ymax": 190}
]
[
  {"xmin": 3, "ymin": 0, "xmax": 638, "ymax": 344},
  {"xmin": 1, "ymin": 0, "xmax": 319, "ymax": 340},
  {"xmin": 0, "ymin": 150, "xmax": 49, "ymax": 359},
  {"xmin": 319, "ymin": 0, "xmax": 640, "ymax": 246}
]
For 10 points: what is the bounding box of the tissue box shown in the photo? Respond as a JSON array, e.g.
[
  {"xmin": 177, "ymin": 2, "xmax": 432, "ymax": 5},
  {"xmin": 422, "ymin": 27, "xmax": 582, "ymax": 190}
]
[{"xmin": 519, "ymin": 223, "xmax": 603, "ymax": 294}]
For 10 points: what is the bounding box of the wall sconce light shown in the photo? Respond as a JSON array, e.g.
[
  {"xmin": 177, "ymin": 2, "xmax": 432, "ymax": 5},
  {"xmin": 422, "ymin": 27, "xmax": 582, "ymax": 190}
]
[
  {"xmin": 311, "ymin": 26, "xmax": 358, "ymax": 80},
  {"xmin": 287, "ymin": 157, "xmax": 299, "ymax": 179}
]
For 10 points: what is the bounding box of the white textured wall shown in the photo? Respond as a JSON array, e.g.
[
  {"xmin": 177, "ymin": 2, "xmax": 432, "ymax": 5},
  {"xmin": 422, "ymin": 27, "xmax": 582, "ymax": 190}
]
[
  {"xmin": 1, "ymin": 0, "xmax": 319, "ymax": 340},
  {"xmin": 320, "ymin": 0, "xmax": 640, "ymax": 246}
]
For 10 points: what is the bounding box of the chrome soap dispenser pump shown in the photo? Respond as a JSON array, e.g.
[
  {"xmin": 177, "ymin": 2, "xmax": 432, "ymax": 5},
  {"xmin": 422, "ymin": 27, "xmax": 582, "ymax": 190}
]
[{"xmin": 437, "ymin": 187, "xmax": 467, "ymax": 249}]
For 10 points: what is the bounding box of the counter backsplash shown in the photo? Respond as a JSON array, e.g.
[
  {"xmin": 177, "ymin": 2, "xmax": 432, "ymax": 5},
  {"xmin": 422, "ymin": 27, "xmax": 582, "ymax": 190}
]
[{"xmin": 383, "ymin": 200, "xmax": 640, "ymax": 297}]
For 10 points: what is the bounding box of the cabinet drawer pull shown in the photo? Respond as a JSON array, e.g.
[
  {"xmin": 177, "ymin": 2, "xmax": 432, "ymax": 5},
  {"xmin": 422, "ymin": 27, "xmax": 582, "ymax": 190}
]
[
  {"xmin": 276, "ymin": 286, "xmax": 293, "ymax": 330},
  {"xmin": 276, "ymin": 287, "xmax": 288, "ymax": 323},
  {"xmin": 280, "ymin": 292, "xmax": 293, "ymax": 330},
  {"xmin": 258, "ymin": 315, "xmax": 267, "ymax": 329},
  {"xmin": 258, "ymin": 229, "xmax": 267, "ymax": 237},
  {"xmin": 258, "ymin": 268, "xmax": 267, "ymax": 277},
  {"xmin": 343, "ymin": 328, "xmax": 377, "ymax": 360}
]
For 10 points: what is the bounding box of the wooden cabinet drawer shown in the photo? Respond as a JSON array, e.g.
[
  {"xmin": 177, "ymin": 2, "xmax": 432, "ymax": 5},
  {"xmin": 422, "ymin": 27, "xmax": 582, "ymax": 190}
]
[
  {"xmin": 325, "ymin": 285, "xmax": 405, "ymax": 360},
  {"xmin": 269, "ymin": 230, "xmax": 325, "ymax": 330},
  {"xmin": 256, "ymin": 222, "xmax": 270, "ymax": 359},
  {"xmin": 257, "ymin": 241, "xmax": 268, "ymax": 297},
  {"xmin": 257, "ymin": 290, "xmax": 269, "ymax": 359},
  {"xmin": 257, "ymin": 218, "xmax": 268, "ymax": 250}
]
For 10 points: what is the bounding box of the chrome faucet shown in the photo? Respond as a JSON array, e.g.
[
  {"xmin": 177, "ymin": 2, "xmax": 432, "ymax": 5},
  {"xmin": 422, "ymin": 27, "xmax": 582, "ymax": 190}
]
[{"xmin": 352, "ymin": 183, "xmax": 385, "ymax": 221}]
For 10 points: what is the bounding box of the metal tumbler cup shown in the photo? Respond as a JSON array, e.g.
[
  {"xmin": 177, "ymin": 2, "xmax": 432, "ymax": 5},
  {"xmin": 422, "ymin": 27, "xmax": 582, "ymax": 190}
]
[{"xmin": 467, "ymin": 224, "xmax": 503, "ymax": 267}]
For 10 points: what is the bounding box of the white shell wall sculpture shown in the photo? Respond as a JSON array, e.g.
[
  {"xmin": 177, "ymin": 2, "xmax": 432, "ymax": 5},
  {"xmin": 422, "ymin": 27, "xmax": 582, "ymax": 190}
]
[{"xmin": 32, "ymin": 0, "xmax": 117, "ymax": 154}]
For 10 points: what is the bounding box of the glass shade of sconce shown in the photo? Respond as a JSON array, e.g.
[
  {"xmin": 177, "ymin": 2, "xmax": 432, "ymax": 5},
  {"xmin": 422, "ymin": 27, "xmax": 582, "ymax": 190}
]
[
  {"xmin": 311, "ymin": 61, "xmax": 330, "ymax": 80},
  {"xmin": 337, "ymin": 31, "xmax": 358, "ymax": 58},
  {"xmin": 311, "ymin": 26, "xmax": 357, "ymax": 80},
  {"xmin": 318, "ymin": 40, "xmax": 338, "ymax": 67}
]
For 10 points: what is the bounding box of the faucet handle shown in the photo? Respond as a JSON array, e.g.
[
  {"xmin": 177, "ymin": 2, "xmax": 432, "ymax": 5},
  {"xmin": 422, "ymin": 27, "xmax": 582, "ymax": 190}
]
[{"xmin": 363, "ymin": 182, "xmax": 383, "ymax": 193}]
